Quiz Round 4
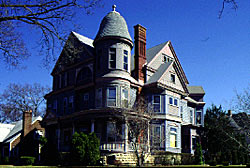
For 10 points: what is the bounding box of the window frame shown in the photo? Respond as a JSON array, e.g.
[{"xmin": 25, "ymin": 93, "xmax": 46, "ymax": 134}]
[
  {"xmin": 121, "ymin": 88, "xmax": 129, "ymax": 108},
  {"xmin": 109, "ymin": 48, "xmax": 116, "ymax": 69},
  {"xmin": 170, "ymin": 74, "xmax": 175, "ymax": 83},
  {"xmin": 153, "ymin": 95, "xmax": 161, "ymax": 113},
  {"xmin": 170, "ymin": 127, "xmax": 177, "ymax": 148},
  {"xmin": 63, "ymin": 97, "xmax": 68, "ymax": 114},
  {"xmin": 107, "ymin": 87, "xmax": 117, "ymax": 107},
  {"xmin": 169, "ymin": 97, "xmax": 173, "ymax": 105},
  {"xmin": 96, "ymin": 88, "xmax": 102, "ymax": 108},
  {"xmin": 123, "ymin": 50, "xmax": 128, "ymax": 71}
]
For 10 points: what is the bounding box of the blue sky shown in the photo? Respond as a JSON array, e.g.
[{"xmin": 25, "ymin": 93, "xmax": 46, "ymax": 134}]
[{"xmin": 0, "ymin": 0, "xmax": 249, "ymax": 111}]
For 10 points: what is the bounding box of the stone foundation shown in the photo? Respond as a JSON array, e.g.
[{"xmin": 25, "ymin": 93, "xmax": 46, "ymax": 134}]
[{"xmin": 101, "ymin": 152, "xmax": 181, "ymax": 166}]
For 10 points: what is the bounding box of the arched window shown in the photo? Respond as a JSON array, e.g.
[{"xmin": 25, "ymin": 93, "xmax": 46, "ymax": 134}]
[{"xmin": 76, "ymin": 67, "xmax": 92, "ymax": 84}]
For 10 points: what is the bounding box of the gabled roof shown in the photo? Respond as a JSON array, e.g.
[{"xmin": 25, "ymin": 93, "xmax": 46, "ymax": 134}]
[
  {"xmin": 2, "ymin": 116, "xmax": 42, "ymax": 143},
  {"xmin": 146, "ymin": 41, "xmax": 168, "ymax": 63},
  {"xmin": 187, "ymin": 86, "xmax": 205, "ymax": 95},
  {"xmin": 0, "ymin": 123, "xmax": 15, "ymax": 142},
  {"xmin": 146, "ymin": 61, "xmax": 172, "ymax": 84},
  {"xmin": 51, "ymin": 32, "xmax": 94, "ymax": 75}
]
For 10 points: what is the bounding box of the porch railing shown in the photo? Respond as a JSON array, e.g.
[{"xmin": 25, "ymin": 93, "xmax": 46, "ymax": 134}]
[{"xmin": 100, "ymin": 142, "xmax": 125, "ymax": 152}]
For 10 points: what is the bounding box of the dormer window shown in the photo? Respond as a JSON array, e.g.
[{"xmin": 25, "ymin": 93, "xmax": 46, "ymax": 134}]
[
  {"xmin": 109, "ymin": 48, "xmax": 116, "ymax": 69},
  {"xmin": 163, "ymin": 54, "xmax": 172, "ymax": 63}
]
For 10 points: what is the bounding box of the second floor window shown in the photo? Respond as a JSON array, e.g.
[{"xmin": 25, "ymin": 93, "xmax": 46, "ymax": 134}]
[
  {"xmin": 63, "ymin": 97, "xmax": 68, "ymax": 114},
  {"xmin": 196, "ymin": 111, "xmax": 202, "ymax": 125},
  {"xmin": 107, "ymin": 87, "xmax": 116, "ymax": 107},
  {"xmin": 153, "ymin": 95, "xmax": 160, "ymax": 112},
  {"xmin": 96, "ymin": 88, "xmax": 102, "ymax": 108},
  {"xmin": 169, "ymin": 97, "xmax": 173, "ymax": 105},
  {"xmin": 123, "ymin": 50, "xmax": 128, "ymax": 71},
  {"xmin": 69, "ymin": 96, "xmax": 74, "ymax": 110},
  {"xmin": 190, "ymin": 109, "xmax": 193, "ymax": 124},
  {"xmin": 109, "ymin": 48, "xmax": 116, "ymax": 69},
  {"xmin": 174, "ymin": 98, "xmax": 178, "ymax": 106},
  {"xmin": 83, "ymin": 93, "xmax": 89, "ymax": 108},
  {"xmin": 53, "ymin": 100, "xmax": 57, "ymax": 113}
]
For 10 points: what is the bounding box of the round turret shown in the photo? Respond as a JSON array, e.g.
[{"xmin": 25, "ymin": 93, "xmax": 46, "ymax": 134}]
[{"xmin": 94, "ymin": 5, "xmax": 133, "ymax": 47}]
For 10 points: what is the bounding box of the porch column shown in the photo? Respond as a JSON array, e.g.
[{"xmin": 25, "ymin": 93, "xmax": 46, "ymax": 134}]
[
  {"xmin": 123, "ymin": 121, "xmax": 128, "ymax": 152},
  {"xmin": 165, "ymin": 120, "xmax": 168, "ymax": 151},
  {"xmin": 147, "ymin": 121, "xmax": 150, "ymax": 152},
  {"xmin": 72, "ymin": 122, "xmax": 75, "ymax": 134},
  {"xmin": 91, "ymin": 120, "xmax": 95, "ymax": 133},
  {"xmin": 57, "ymin": 128, "xmax": 61, "ymax": 152}
]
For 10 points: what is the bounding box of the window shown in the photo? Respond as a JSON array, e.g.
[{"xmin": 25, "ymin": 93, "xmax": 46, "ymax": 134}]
[
  {"xmin": 53, "ymin": 100, "xmax": 57, "ymax": 113},
  {"xmin": 121, "ymin": 88, "xmax": 128, "ymax": 108},
  {"xmin": 69, "ymin": 96, "xmax": 74, "ymax": 110},
  {"xmin": 97, "ymin": 49, "xmax": 101, "ymax": 70},
  {"xmin": 153, "ymin": 95, "xmax": 160, "ymax": 112},
  {"xmin": 190, "ymin": 109, "xmax": 193, "ymax": 124},
  {"xmin": 174, "ymin": 98, "xmax": 178, "ymax": 106},
  {"xmin": 96, "ymin": 88, "xmax": 102, "ymax": 108},
  {"xmin": 196, "ymin": 111, "xmax": 202, "ymax": 125},
  {"xmin": 123, "ymin": 50, "xmax": 128, "ymax": 71},
  {"xmin": 169, "ymin": 97, "xmax": 173, "ymax": 105},
  {"xmin": 109, "ymin": 48, "xmax": 116, "ymax": 68},
  {"xmin": 170, "ymin": 127, "xmax": 177, "ymax": 148},
  {"xmin": 180, "ymin": 106, "xmax": 183, "ymax": 118},
  {"xmin": 83, "ymin": 93, "xmax": 89, "ymax": 108},
  {"xmin": 64, "ymin": 72, "xmax": 68, "ymax": 87},
  {"xmin": 153, "ymin": 125, "xmax": 161, "ymax": 147},
  {"xmin": 192, "ymin": 136, "xmax": 197, "ymax": 150},
  {"xmin": 171, "ymin": 74, "xmax": 175, "ymax": 83},
  {"xmin": 107, "ymin": 87, "xmax": 116, "ymax": 106},
  {"xmin": 107, "ymin": 122, "xmax": 116, "ymax": 142},
  {"xmin": 63, "ymin": 97, "xmax": 68, "ymax": 114}
]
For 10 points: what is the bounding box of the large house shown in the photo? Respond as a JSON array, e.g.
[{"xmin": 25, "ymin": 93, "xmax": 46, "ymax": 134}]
[{"xmin": 43, "ymin": 5, "xmax": 205, "ymax": 164}]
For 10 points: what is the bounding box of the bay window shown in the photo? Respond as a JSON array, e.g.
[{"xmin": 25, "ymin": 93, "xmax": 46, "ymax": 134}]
[
  {"xmin": 121, "ymin": 88, "xmax": 128, "ymax": 108},
  {"xmin": 153, "ymin": 95, "xmax": 160, "ymax": 112},
  {"xmin": 107, "ymin": 87, "xmax": 116, "ymax": 107}
]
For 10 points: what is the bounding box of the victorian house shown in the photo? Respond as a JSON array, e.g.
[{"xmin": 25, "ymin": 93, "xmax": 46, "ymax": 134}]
[{"xmin": 43, "ymin": 5, "xmax": 205, "ymax": 163}]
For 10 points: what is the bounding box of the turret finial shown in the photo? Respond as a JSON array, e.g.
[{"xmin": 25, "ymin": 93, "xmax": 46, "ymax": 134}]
[{"xmin": 112, "ymin": 4, "xmax": 116, "ymax": 12}]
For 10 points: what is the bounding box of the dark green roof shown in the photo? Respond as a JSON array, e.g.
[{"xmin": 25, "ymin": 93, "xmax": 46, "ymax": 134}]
[
  {"xmin": 146, "ymin": 41, "xmax": 168, "ymax": 63},
  {"xmin": 94, "ymin": 11, "xmax": 132, "ymax": 44},
  {"xmin": 187, "ymin": 86, "xmax": 205, "ymax": 94}
]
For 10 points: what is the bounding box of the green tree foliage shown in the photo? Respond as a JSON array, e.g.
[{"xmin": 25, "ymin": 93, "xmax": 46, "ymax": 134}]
[
  {"xmin": 194, "ymin": 141, "xmax": 204, "ymax": 165},
  {"xmin": 70, "ymin": 132, "xmax": 100, "ymax": 166},
  {"xmin": 203, "ymin": 105, "xmax": 248, "ymax": 164}
]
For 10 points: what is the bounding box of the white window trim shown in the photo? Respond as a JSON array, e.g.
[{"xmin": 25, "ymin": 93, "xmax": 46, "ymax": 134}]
[{"xmin": 123, "ymin": 50, "xmax": 128, "ymax": 71}]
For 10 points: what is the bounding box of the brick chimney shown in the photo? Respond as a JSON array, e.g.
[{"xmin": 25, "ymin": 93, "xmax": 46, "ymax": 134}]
[
  {"xmin": 22, "ymin": 110, "xmax": 32, "ymax": 137},
  {"xmin": 134, "ymin": 24, "xmax": 146, "ymax": 83}
]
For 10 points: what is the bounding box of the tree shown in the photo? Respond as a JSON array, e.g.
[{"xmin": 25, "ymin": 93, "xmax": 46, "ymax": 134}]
[
  {"xmin": 203, "ymin": 105, "xmax": 248, "ymax": 164},
  {"xmin": 219, "ymin": 0, "xmax": 238, "ymax": 19},
  {"xmin": 70, "ymin": 132, "xmax": 100, "ymax": 166},
  {"xmin": 126, "ymin": 95, "xmax": 152, "ymax": 167},
  {"xmin": 233, "ymin": 84, "xmax": 250, "ymax": 114},
  {"xmin": 0, "ymin": 0, "xmax": 101, "ymax": 68},
  {"xmin": 0, "ymin": 83, "xmax": 50, "ymax": 123}
]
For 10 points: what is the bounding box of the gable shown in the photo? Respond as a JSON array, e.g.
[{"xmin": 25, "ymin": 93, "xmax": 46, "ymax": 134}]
[
  {"xmin": 51, "ymin": 32, "xmax": 94, "ymax": 75},
  {"xmin": 158, "ymin": 63, "xmax": 185, "ymax": 92},
  {"xmin": 145, "ymin": 41, "xmax": 189, "ymax": 93}
]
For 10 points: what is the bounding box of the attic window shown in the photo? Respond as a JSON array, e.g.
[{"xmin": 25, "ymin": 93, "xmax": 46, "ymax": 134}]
[
  {"xmin": 171, "ymin": 74, "xmax": 175, "ymax": 83},
  {"xmin": 163, "ymin": 54, "xmax": 171, "ymax": 63}
]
